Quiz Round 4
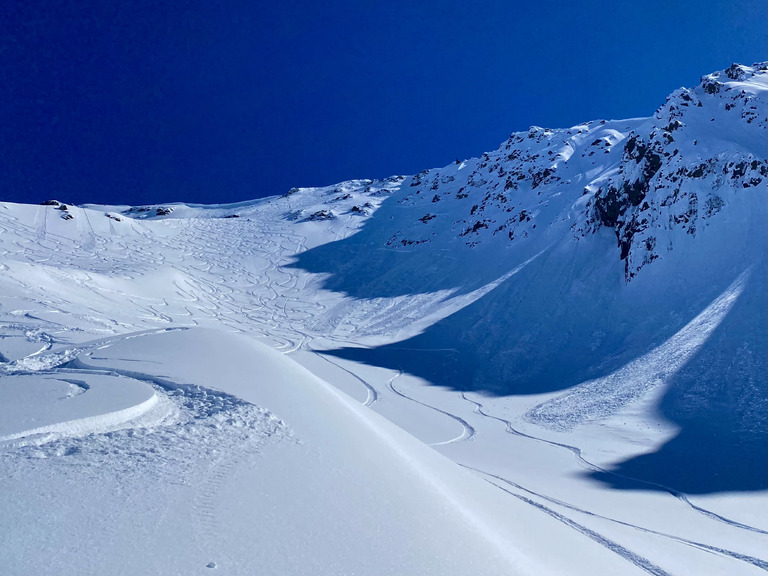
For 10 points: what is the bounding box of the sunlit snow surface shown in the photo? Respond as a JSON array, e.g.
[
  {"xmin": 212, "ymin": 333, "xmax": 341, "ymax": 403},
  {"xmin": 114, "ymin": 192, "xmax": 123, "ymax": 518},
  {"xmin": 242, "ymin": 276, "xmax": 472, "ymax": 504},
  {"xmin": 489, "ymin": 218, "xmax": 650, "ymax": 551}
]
[{"xmin": 1, "ymin": 64, "xmax": 766, "ymax": 575}]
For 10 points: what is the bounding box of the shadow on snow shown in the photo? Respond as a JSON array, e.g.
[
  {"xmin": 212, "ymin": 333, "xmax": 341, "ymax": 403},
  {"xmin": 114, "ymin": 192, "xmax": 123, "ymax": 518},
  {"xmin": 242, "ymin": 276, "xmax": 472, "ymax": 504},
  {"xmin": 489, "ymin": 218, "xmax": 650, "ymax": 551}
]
[
  {"xmin": 588, "ymin": 268, "xmax": 767, "ymax": 493},
  {"xmin": 289, "ymin": 209, "xmax": 767, "ymax": 495}
]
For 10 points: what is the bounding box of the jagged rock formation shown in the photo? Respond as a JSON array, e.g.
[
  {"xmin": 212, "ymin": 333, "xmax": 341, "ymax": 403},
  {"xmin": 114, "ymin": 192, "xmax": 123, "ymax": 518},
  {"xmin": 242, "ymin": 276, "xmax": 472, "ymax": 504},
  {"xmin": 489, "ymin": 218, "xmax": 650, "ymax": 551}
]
[{"xmin": 352, "ymin": 62, "xmax": 767, "ymax": 280}]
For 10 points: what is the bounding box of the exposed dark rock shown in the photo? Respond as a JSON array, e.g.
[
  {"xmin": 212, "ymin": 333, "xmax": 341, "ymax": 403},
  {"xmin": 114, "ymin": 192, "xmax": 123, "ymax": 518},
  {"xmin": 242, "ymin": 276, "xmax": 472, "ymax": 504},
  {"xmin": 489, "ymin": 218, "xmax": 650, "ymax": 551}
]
[
  {"xmin": 702, "ymin": 79, "xmax": 721, "ymax": 94},
  {"xmin": 704, "ymin": 196, "xmax": 724, "ymax": 217},
  {"xmin": 724, "ymin": 63, "xmax": 746, "ymax": 81},
  {"xmin": 303, "ymin": 210, "xmax": 335, "ymax": 222}
]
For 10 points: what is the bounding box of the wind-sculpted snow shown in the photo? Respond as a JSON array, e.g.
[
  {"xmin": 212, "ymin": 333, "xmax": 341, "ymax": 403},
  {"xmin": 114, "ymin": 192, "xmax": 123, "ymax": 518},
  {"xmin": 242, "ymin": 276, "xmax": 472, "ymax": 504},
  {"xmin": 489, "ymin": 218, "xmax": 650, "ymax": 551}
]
[
  {"xmin": 0, "ymin": 63, "xmax": 766, "ymax": 575},
  {"xmin": 0, "ymin": 333, "xmax": 291, "ymax": 464},
  {"xmin": 0, "ymin": 372, "xmax": 163, "ymax": 448},
  {"xmin": 1, "ymin": 372, "xmax": 287, "ymax": 471}
]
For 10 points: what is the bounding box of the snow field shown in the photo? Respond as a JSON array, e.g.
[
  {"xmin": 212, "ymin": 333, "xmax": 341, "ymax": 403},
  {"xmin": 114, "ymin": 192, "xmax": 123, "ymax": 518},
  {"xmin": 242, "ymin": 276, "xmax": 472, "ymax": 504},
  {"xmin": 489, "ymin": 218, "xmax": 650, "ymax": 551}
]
[{"xmin": 0, "ymin": 63, "xmax": 766, "ymax": 575}]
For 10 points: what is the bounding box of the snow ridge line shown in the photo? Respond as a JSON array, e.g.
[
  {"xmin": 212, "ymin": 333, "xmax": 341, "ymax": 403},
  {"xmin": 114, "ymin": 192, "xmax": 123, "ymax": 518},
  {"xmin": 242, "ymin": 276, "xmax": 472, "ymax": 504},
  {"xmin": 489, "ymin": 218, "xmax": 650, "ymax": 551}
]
[
  {"xmin": 0, "ymin": 393, "xmax": 159, "ymax": 447},
  {"xmin": 526, "ymin": 270, "xmax": 750, "ymax": 431}
]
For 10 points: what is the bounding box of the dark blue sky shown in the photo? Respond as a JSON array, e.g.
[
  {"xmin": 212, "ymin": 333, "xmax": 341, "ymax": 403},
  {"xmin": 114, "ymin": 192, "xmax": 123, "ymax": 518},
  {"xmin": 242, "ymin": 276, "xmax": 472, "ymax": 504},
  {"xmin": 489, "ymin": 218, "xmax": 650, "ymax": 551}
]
[{"xmin": 1, "ymin": 1, "xmax": 765, "ymax": 206}]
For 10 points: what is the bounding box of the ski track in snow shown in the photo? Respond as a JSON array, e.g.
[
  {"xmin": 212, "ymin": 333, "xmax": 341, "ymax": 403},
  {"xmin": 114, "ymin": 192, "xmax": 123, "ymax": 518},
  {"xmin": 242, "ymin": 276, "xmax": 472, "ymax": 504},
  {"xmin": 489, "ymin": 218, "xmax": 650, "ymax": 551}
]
[
  {"xmin": 460, "ymin": 394, "xmax": 768, "ymax": 574},
  {"xmin": 0, "ymin": 331, "xmax": 291, "ymax": 576},
  {"xmin": 1, "ymin": 326, "xmax": 290, "ymax": 452},
  {"xmin": 467, "ymin": 466, "xmax": 768, "ymax": 575},
  {"xmin": 472, "ymin": 468, "xmax": 676, "ymax": 576},
  {"xmin": 385, "ymin": 370, "xmax": 476, "ymax": 446},
  {"xmin": 304, "ymin": 341, "xmax": 378, "ymax": 407},
  {"xmin": 341, "ymin": 363, "xmax": 768, "ymax": 571},
  {"xmin": 473, "ymin": 467, "xmax": 768, "ymax": 572},
  {"xmin": 460, "ymin": 392, "xmax": 768, "ymax": 537}
]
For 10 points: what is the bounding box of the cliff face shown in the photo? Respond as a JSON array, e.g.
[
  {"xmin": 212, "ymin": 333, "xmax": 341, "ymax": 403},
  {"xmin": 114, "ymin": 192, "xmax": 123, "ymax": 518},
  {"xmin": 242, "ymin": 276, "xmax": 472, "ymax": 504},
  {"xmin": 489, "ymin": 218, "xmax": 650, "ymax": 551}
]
[{"xmin": 587, "ymin": 62, "xmax": 767, "ymax": 279}]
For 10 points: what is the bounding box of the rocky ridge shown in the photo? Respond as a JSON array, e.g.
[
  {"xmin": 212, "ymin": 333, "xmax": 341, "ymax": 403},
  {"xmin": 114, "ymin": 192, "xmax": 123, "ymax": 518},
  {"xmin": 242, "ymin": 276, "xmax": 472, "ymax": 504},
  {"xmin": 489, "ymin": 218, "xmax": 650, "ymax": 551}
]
[
  {"xmin": 301, "ymin": 61, "xmax": 767, "ymax": 281},
  {"xmin": 100, "ymin": 63, "xmax": 766, "ymax": 283}
]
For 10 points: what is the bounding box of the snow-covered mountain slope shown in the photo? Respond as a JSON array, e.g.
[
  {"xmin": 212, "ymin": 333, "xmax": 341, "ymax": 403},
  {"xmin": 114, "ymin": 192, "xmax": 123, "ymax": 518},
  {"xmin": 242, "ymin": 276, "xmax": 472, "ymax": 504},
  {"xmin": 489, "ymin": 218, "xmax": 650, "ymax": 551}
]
[
  {"xmin": 1, "ymin": 63, "xmax": 766, "ymax": 575},
  {"xmin": 292, "ymin": 63, "xmax": 767, "ymax": 495},
  {"xmin": 295, "ymin": 62, "xmax": 766, "ymax": 282}
]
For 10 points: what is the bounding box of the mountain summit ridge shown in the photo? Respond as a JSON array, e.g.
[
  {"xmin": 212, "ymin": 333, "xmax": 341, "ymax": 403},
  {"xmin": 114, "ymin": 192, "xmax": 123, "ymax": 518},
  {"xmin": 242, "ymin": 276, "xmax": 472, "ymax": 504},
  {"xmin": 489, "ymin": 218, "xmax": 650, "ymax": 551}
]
[
  {"xmin": 343, "ymin": 61, "xmax": 767, "ymax": 281},
  {"xmin": 53, "ymin": 62, "xmax": 766, "ymax": 288}
]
